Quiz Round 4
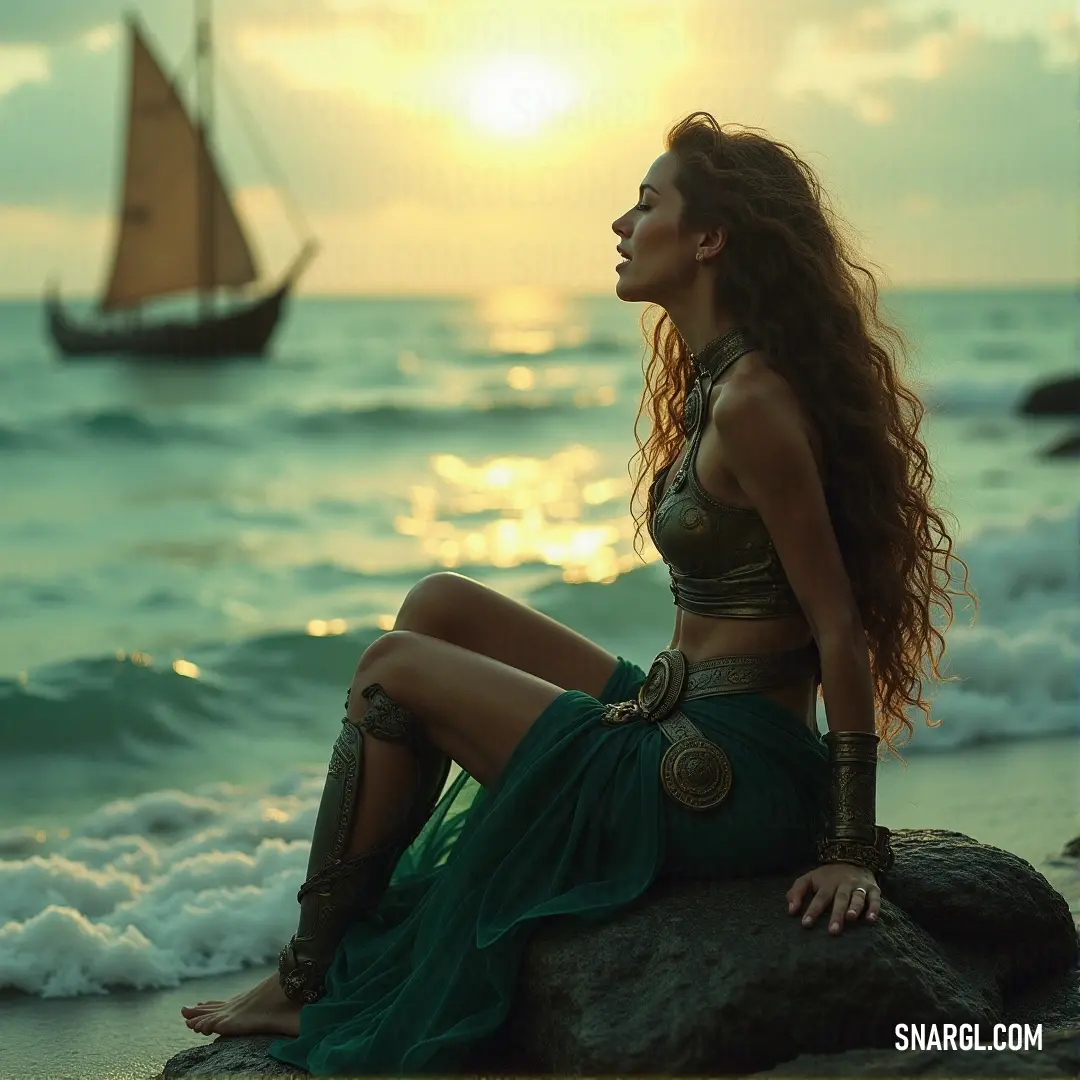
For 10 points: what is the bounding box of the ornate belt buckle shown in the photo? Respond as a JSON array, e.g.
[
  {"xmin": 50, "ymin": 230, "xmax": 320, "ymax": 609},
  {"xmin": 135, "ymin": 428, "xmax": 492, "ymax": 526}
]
[
  {"xmin": 600, "ymin": 700, "xmax": 641, "ymax": 726},
  {"xmin": 660, "ymin": 736, "xmax": 733, "ymax": 811},
  {"xmin": 637, "ymin": 649, "xmax": 688, "ymax": 723}
]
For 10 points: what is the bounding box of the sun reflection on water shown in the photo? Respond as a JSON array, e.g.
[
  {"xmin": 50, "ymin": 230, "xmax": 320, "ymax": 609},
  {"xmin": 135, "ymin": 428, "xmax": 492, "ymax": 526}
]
[
  {"xmin": 394, "ymin": 446, "xmax": 659, "ymax": 583},
  {"xmin": 472, "ymin": 286, "xmax": 587, "ymax": 357}
]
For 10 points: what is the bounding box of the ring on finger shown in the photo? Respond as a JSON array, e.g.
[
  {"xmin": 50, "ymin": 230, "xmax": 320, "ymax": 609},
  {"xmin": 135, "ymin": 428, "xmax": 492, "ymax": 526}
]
[{"xmin": 847, "ymin": 886, "xmax": 868, "ymax": 914}]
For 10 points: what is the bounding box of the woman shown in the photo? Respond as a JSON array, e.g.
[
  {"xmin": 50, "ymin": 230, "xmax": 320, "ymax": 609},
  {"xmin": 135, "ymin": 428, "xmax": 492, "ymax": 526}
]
[{"xmin": 180, "ymin": 112, "xmax": 971, "ymax": 1074}]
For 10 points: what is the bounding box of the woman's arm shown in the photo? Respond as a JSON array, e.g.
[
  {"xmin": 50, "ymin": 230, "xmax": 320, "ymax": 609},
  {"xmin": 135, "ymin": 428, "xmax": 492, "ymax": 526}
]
[
  {"xmin": 714, "ymin": 372, "xmax": 889, "ymax": 934},
  {"xmin": 816, "ymin": 622, "xmax": 876, "ymax": 736},
  {"xmin": 714, "ymin": 374, "xmax": 871, "ymax": 735}
]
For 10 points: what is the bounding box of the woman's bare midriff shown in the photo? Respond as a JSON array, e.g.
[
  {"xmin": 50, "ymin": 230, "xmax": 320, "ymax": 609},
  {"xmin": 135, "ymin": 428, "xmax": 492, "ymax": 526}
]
[{"xmin": 669, "ymin": 608, "xmax": 819, "ymax": 730}]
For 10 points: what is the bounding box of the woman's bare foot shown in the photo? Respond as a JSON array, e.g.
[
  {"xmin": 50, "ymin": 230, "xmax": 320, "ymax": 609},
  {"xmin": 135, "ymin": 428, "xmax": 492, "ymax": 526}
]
[{"xmin": 180, "ymin": 972, "xmax": 302, "ymax": 1037}]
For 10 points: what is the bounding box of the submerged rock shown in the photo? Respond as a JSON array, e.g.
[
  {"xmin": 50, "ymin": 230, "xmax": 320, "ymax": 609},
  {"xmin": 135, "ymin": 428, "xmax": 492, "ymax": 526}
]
[
  {"xmin": 161, "ymin": 829, "xmax": 1079, "ymax": 1077},
  {"xmin": 1020, "ymin": 375, "xmax": 1080, "ymax": 416},
  {"xmin": 1042, "ymin": 432, "xmax": 1080, "ymax": 458}
]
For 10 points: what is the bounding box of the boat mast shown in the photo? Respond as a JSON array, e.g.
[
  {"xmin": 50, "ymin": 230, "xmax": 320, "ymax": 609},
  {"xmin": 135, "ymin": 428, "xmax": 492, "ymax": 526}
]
[{"xmin": 195, "ymin": 0, "xmax": 215, "ymax": 316}]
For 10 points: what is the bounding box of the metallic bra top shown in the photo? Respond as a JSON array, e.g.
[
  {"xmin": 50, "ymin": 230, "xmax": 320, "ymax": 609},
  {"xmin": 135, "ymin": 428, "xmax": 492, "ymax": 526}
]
[{"xmin": 648, "ymin": 327, "xmax": 802, "ymax": 619}]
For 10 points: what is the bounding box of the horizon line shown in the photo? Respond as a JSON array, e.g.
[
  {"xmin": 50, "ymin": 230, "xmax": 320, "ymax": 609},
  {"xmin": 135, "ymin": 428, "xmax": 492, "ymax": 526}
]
[{"xmin": 0, "ymin": 281, "xmax": 1074, "ymax": 303}]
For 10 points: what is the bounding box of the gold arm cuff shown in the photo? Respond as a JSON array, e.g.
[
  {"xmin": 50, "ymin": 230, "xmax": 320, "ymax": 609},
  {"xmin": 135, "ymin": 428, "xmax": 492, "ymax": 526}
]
[
  {"xmin": 824, "ymin": 730, "xmax": 880, "ymax": 845},
  {"xmin": 817, "ymin": 826, "xmax": 894, "ymax": 877}
]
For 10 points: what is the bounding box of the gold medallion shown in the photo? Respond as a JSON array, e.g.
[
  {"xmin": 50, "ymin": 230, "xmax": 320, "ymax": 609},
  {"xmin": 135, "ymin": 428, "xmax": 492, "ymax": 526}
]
[{"xmin": 659, "ymin": 737, "xmax": 732, "ymax": 811}]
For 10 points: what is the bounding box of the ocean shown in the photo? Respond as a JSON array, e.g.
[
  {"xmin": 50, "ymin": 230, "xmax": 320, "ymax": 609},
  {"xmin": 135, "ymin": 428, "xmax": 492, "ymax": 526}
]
[{"xmin": 0, "ymin": 288, "xmax": 1076, "ymax": 1075}]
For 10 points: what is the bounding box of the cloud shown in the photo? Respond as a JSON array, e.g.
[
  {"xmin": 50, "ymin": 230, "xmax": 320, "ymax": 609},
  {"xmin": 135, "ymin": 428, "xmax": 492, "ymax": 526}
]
[
  {"xmin": 762, "ymin": 9, "xmax": 1076, "ymax": 285},
  {"xmin": 773, "ymin": 22, "xmax": 1075, "ymax": 204},
  {"xmin": 0, "ymin": 0, "xmax": 345, "ymax": 45},
  {"xmin": 774, "ymin": 3, "xmax": 1076, "ymax": 128},
  {"xmin": 775, "ymin": 11, "xmax": 959, "ymax": 120},
  {"xmin": 896, "ymin": 0, "xmax": 1078, "ymax": 67},
  {"xmin": 0, "ymin": 45, "xmax": 51, "ymax": 97},
  {"xmin": 0, "ymin": 1, "xmax": 169, "ymax": 45},
  {"xmin": 0, "ymin": 43, "xmax": 118, "ymax": 212},
  {"xmin": 0, "ymin": 206, "xmax": 111, "ymax": 295},
  {"xmin": 0, "ymin": 17, "xmax": 443, "ymax": 220}
]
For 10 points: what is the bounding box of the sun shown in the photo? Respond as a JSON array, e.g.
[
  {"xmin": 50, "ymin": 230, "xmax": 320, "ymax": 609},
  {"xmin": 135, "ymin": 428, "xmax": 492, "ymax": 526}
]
[{"xmin": 465, "ymin": 54, "xmax": 575, "ymax": 137}]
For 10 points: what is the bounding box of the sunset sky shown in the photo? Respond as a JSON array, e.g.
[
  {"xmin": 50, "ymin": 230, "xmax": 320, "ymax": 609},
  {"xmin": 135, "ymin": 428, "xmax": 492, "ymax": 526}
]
[{"xmin": 0, "ymin": 0, "xmax": 1075, "ymax": 297}]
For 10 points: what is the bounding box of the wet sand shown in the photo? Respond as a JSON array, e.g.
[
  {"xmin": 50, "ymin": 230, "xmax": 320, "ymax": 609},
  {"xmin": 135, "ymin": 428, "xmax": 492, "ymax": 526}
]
[
  {"xmin": 1, "ymin": 734, "xmax": 1076, "ymax": 1080},
  {"xmin": 0, "ymin": 965, "xmax": 277, "ymax": 1080}
]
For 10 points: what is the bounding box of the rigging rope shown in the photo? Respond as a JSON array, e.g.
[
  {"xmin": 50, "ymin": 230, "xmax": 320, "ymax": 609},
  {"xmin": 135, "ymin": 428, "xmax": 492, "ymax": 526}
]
[{"xmin": 215, "ymin": 58, "xmax": 316, "ymax": 249}]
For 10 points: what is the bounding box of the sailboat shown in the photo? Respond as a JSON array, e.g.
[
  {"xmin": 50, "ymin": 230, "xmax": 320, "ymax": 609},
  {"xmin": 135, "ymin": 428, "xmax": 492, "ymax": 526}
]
[{"xmin": 46, "ymin": 3, "xmax": 316, "ymax": 360}]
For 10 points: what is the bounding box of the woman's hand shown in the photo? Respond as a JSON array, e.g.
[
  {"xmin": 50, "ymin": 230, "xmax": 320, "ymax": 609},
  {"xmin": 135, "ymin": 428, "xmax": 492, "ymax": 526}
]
[{"xmin": 786, "ymin": 862, "xmax": 880, "ymax": 935}]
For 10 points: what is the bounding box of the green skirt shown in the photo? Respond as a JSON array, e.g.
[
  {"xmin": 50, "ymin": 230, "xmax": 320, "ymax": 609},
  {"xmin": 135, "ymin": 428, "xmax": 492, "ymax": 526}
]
[{"xmin": 269, "ymin": 657, "xmax": 829, "ymax": 1075}]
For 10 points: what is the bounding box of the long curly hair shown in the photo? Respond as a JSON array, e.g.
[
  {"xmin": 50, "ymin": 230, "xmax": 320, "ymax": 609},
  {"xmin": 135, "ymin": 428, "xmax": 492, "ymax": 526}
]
[{"xmin": 630, "ymin": 112, "xmax": 975, "ymax": 752}]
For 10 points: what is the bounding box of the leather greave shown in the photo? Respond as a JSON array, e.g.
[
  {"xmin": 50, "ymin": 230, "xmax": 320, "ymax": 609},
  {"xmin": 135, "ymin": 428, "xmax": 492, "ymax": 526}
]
[{"xmin": 278, "ymin": 683, "xmax": 450, "ymax": 1004}]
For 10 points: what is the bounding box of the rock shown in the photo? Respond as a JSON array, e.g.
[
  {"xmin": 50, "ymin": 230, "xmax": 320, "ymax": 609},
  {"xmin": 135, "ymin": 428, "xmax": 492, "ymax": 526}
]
[
  {"xmin": 496, "ymin": 829, "xmax": 1078, "ymax": 1074},
  {"xmin": 1007, "ymin": 967, "xmax": 1080, "ymax": 1031},
  {"xmin": 161, "ymin": 1035, "xmax": 307, "ymax": 1078},
  {"xmin": 502, "ymin": 879, "xmax": 996, "ymax": 1074},
  {"xmin": 1042, "ymin": 432, "xmax": 1080, "ymax": 458},
  {"xmin": 883, "ymin": 830, "xmax": 1079, "ymax": 987},
  {"xmin": 160, "ymin": 830, "xmax": 1079, "ymax": 1078},
  {"xmin": 1020, "ymin": 376, "xmax": 1080, "ymax": 416},
  {"xmin": 1063, "ymin": 837, "xmax": 1080, "ymax": 860}
]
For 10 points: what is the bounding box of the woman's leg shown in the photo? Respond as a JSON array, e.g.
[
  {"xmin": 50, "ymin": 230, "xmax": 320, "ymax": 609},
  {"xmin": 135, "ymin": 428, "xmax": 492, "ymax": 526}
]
[
  {"xmin": 182, "ymin": 577, "xmax": 617, "ymax": 1031},
  {"xmin": 182, "ymin": 630, "xmax": 581, "ymax": 1037},
  {"xmin": 342, "ymin": 629, "xmax": 567, "ymax": 786},
  {"xmin": 339, "ymin": 572, "xmax": 617, "ymax": 859},
  {"xmin": 393, "ymin": 571, "xmax": 618, "ymax": 695}
]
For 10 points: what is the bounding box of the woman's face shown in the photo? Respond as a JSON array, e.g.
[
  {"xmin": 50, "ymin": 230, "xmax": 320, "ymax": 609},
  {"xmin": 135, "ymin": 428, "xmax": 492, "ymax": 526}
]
[{"xmin": 611, "ymin": 151, "xmax": 701, "ymax": 305}]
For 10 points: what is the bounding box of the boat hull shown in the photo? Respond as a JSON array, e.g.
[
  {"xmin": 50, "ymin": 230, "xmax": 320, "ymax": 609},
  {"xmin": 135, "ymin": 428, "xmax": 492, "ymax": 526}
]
[{"xmin": 46, "ymin": 282, "xmax": 290, "ymax": 359}]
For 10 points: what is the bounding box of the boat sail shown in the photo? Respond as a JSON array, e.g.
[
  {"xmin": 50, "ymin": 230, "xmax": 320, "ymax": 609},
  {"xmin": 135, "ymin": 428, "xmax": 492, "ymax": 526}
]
[{"xmin": 47, "ymin": 4, "xmax": 316, "ymax": 359}]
